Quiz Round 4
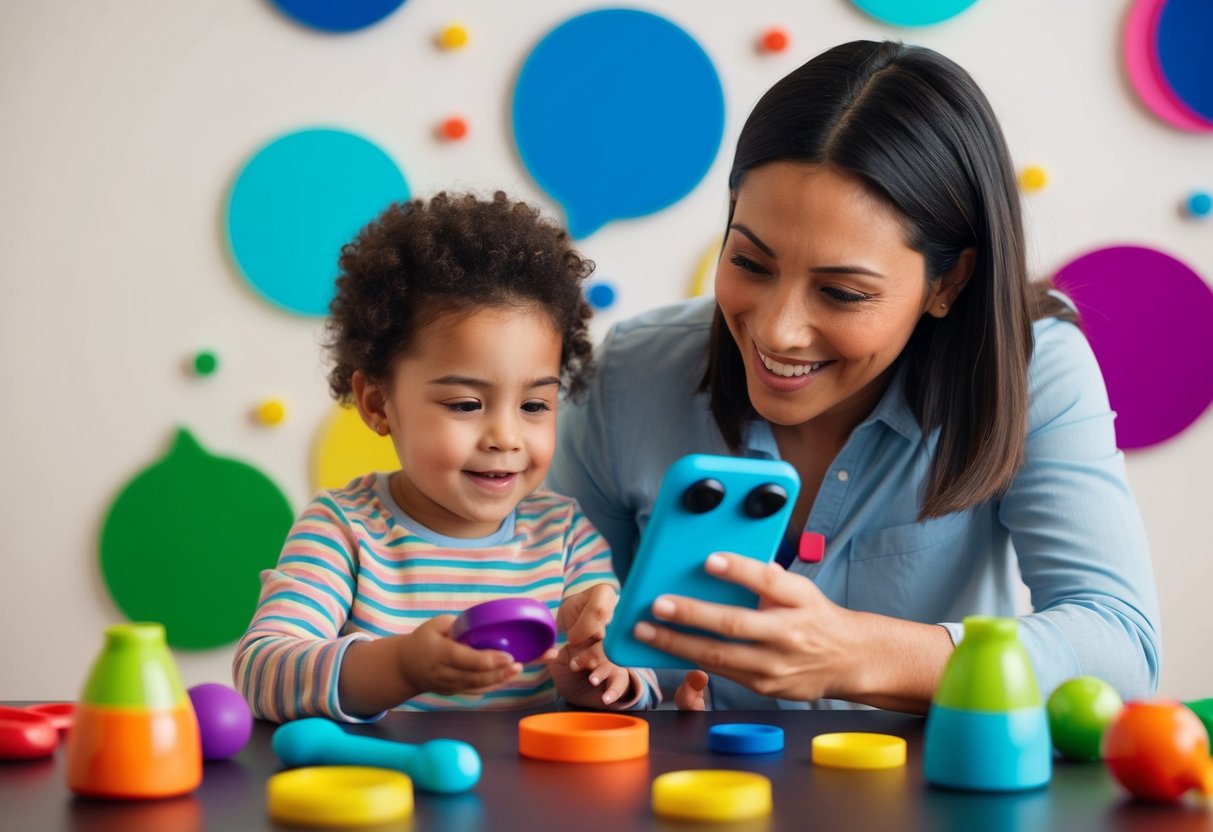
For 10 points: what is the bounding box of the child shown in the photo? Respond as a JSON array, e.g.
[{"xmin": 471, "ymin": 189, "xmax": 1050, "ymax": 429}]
[{"xmin": 233, "ymin": 192, "xmax": 659, "ymax": 720}]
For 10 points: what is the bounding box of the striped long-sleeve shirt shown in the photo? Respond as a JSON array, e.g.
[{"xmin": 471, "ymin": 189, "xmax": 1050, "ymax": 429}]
[{"xmin": 233, "ymin": 473, "xmax": 659, "ymax": 721}]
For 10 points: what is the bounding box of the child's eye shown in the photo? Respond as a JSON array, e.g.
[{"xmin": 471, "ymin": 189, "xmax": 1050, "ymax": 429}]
[
  {"xmin": 729, "ymin": 253, "xmax": 769, "ymax": 275},
  {"xmin": 445, "ymin": 400, "xmax": 481, "ymax": 413},
  {"xmin": 521, "ymin": 401, "xmax": 551, "ymax": 414},
  {"xmin": 822, "ymin": 286, "xmax": 869, "ymax": 304}
]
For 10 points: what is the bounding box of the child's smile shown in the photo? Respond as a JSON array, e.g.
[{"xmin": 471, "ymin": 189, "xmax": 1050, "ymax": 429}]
[{"xmin": 374, "ymin": 303, "xmax": 564, "ymax": 538}]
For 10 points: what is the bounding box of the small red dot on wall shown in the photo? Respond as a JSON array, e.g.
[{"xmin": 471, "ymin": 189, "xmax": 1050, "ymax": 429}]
[
  {"xmin": 440, "ymin": 117, "xmax": 468, "ymax": 141},
  {"xmin": 760, "ymin": 28, "xmax": 789, "ymax": 53}
]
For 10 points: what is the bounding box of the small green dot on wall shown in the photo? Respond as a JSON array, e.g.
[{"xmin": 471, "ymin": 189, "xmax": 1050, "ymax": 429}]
[{"xmin": 193, "ymin": 351, "xmax": 219, "ymax": 376}]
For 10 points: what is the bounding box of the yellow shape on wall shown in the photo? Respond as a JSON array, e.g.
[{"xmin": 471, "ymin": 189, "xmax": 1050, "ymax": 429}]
[
  {"xmin": 312, "ymin": 403, "xmax": 398, "ymax": 491},
  {"xmin": 690, "ymin": 241, "xmax": 722, "ymax": 298}
]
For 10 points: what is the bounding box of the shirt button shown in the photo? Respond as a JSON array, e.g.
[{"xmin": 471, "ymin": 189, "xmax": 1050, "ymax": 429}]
[{"xmin": 837, "ymin": 470, "xmax": 849, "ymax": 482}]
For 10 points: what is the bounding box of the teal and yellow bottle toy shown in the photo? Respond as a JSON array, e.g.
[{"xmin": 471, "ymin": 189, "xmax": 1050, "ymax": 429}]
[
  {"xmin": 66, "ymin": 623, "xmax": 202, "ymax": 798},
  {"xmin": 923, "ymin": 616, "xmax": 1051, "ymax": 791}
]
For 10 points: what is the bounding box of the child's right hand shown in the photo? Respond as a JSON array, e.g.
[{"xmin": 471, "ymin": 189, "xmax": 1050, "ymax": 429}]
[{"xmin": 400, "ymin": 615, "xmax": 541, "ymax": 697}]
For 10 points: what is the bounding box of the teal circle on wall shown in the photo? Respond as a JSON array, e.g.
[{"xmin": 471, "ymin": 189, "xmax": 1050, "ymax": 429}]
[
  {"xmin": 271, "ymin": 0, "xmax": 407, "ymax": 33},
  {"xmin": 226, "ymin": 128, "xmax": 409, "ymax": 317},
  {"xmin": 850, "ymin": 0, "xmax": 979, "ymax": 26}
]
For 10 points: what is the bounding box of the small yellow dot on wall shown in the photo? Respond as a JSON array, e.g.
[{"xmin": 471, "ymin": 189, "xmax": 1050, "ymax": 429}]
[
  {"xmin": 1019, "ymin": 166, "xmax": 1048, "ymax": 193},
  {"xmin": 437, "ymin": 24, "xmax": 469, "ymax": 50},
  {"xmin": 255, "ymin": 398, "xmax": 287, "ymax": 427}
]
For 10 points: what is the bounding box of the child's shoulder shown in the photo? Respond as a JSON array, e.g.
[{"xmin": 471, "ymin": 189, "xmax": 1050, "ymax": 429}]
[
  {"xmin": 514, "ymin": 488, "xmax": 586, "ymax": 527},
  {"xmin": 302, "ymin": 473, "xmax": 390, "ymax": 526}
]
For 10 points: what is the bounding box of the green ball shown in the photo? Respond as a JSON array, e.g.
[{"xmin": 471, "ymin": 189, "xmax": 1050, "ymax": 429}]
[{"xmin": 1046, "ymin": 676, "xmax": 1123, "ymax": 761}]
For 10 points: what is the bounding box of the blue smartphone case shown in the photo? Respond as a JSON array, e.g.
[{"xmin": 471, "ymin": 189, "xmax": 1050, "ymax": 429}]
[{"xmin": 603, "ymin": 454, "xmax": 801, "ymax": 669}]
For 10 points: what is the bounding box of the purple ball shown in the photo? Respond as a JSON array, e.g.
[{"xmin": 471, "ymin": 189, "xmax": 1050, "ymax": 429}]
[{"xmin": 188, "ymin": 683, "xmax": 253, "ymax": 761}]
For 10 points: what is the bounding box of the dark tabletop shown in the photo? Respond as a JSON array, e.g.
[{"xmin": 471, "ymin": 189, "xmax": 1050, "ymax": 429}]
[{"xmin": 2, "ymin": 707, "xmax": 1210, "ymax": 831}]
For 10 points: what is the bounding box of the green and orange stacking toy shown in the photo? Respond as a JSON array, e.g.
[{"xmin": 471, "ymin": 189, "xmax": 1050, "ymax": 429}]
[
  {"xmin": 65, "ymin": 623, "xmax": 202, "ymax": 799},
  {"xmin": 923, "ymin": 616, "xmax": 1052, "ymax": 791}
]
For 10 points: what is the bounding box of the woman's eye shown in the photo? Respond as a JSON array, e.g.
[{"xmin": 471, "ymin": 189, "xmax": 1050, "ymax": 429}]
[
  {"xmin": 729, "ymin": 253, "xmax": 769, "ymax": 275},
  {"xmin": 822, "ymin": 286, "xmax": 869, "ymax": 304},
  {"xmin": 445, "ymin": 401, "xmax": 481, "ymax": 413},
  {"xmin": 521, "ymin": 401, "xmax": 551, "ymax": 414}
]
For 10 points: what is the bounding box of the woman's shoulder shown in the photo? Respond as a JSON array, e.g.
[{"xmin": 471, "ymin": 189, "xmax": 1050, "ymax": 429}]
[
  {"xmin": 1027, "ymin": 313, "xmax": 1110, "ymax": 431},
  {"xmin": 601, "ymin": 297, "xmax": 715, "ymax": 355}
]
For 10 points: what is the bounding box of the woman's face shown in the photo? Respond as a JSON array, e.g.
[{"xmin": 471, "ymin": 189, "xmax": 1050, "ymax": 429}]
[{"xmin": 716, "ymin": 162, "xmax": 946, "ymax": 434}]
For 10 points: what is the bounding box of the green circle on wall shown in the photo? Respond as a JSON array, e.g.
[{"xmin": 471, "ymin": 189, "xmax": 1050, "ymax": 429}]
[{"xmin": 99, "ymin": 428, "xmax": 293, "ymax": 649}]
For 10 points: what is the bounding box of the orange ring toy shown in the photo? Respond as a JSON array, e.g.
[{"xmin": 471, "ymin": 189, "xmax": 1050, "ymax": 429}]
[{"xmin": 518, "ymin": 712, "xmax": 649, "ymax": 762}]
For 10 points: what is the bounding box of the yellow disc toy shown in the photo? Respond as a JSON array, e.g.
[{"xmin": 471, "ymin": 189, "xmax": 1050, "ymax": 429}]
[
  {"xmin": 267, "ymin": 766, "xmax": 413, "ymax": 827},
  {"xmin": 811, "ymin": 732, "xmax": 907, "ymax": 770},
  {"xmin": 651, "ymin": 770, "xmax": 772, "ymax": 822}
]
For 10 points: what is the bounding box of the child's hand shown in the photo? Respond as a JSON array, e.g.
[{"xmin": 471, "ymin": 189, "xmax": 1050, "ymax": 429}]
[
  {"xmin": 398, "ymin": 615, "xmax": 529, "ymax": 697},
  {"xmin": 556, "ymin": 584, "xmax": 618, "ymax": 672},
  {"xmin": 675, "ymin": 670, "xmax": 709, "ymax": 711},
  {"xmin": 548, "ymin": 642, "xmax": 636, "ymax": 709}
]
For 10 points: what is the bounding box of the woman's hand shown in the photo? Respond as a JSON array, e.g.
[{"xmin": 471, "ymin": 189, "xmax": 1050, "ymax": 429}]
[{"xmin": 632, "ymin": 552, "xmax": 859, "ymax": 703}]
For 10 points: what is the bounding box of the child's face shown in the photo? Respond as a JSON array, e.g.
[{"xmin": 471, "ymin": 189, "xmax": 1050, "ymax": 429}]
[{"xmin": 380, "ymin": 304, "xmax": 563, "ymax": 538}]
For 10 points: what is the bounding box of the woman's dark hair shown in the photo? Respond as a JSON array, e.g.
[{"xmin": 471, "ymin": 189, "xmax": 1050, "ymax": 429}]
[
  {"xmin": 703, "ymin": 40, "xmax": 1075, "ymax": 520},
  {"xmin": 326, "ymin": 191, "xmax": 596, "ymax": 401}
]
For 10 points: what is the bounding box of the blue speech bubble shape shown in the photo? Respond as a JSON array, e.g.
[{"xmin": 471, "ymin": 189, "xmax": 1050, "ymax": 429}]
[
  {"xmin": 226, "ymin": 128, "xmax": 410, "ymax": 317},
  {"xmin": 271, "ymin": 0, "xmax": 407, "ymax": 33},
  {"xmin": 513, "ymin": 9, "xmax": 724, "ymax": 239},
  {"xmin": 850, "ymin": 0, "xmax": 979, "ymax": 27}
]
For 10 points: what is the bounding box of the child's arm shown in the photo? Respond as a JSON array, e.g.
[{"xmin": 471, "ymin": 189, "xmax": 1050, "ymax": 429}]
[
  {"xmin": 336, "ymin": 616, "xmax": 528, "ymax": 717},
  {"xmin": 552, "ymin": 508, "xmax": 661, "ymax": 709}
]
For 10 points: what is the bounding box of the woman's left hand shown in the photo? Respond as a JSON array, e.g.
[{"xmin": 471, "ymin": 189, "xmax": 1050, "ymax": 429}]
[{"xmin": 633, "ymin": 552, "xmax": 860, "ymax": 702}]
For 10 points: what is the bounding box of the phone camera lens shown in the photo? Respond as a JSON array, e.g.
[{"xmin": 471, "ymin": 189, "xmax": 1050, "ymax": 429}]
[
  {"xmin": 743, "ymin": 483, "xmax": 787, "ymax": 519},
  {"xmin": 683, "ymin": 478, "xmax": 725, "ymax": 513}
]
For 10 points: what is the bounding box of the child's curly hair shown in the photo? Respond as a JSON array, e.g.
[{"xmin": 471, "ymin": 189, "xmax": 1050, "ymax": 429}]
[{"xmin": 325, "ymin": 191, "xmax": 596, "ymax": 402}]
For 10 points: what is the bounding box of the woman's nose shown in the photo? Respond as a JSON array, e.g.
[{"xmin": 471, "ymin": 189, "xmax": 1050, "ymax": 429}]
[{"xmin": 757, "ymin": 289, "xmax": 814, "ymax": 353}]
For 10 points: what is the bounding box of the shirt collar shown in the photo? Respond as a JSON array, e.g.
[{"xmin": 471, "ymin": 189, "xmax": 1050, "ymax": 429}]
[{"xmin": 740, "ymin": 359, "xmax": 922, "ymax": 456}]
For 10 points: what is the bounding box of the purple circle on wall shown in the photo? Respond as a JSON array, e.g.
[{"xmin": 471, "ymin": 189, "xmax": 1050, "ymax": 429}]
[{"xmin": 1052, "ymin": 245, "xmax": 1213, "ymax": 449}]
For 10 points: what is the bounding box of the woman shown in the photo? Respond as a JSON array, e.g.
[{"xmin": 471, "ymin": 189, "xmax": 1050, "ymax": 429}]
[{"xmin": 548, "ymin": 40, "xmax": 1160, "ymax": 712}]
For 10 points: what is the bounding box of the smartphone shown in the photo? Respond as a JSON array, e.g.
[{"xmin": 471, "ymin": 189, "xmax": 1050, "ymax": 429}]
[{"xmin": 603, "ymin": 453, "xmax": 800, "ymax": 669}]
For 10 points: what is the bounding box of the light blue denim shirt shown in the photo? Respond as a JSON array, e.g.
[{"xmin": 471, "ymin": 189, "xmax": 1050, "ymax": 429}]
[{"xmin": 548, "ymin": 297, "xmax": 1161, "ymax": 710}]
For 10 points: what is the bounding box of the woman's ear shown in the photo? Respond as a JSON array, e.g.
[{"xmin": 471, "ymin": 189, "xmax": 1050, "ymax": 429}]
[
  {"xmin": 926, "ymin": 247, "xmax": 976, "ymax": 318},
  {"xmin": 351, "ymin": 371, "xmax": 391, "ymax": 436}
]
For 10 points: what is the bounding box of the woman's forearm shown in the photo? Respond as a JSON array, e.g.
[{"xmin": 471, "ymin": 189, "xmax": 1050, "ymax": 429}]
[{"xmin": 835, "ymin": 614, "xmax": 955, "ymax": 714}]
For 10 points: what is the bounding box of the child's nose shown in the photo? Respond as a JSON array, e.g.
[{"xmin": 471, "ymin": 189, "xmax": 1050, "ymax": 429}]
[{"xmin": 482, "ymin": 413, "xmax": 522, "ymax": 452}]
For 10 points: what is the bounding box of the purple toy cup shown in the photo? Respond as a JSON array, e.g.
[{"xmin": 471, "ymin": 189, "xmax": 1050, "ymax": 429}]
[{"xmin": 450, "ymin": 598, "xmax": 557, "ymax": 663}]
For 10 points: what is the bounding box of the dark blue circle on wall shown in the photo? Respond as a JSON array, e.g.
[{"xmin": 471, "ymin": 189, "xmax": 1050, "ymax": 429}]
[
  {"xmin": 1156, "ymin": 0, "xmax": 1213, "ymax": 122},
  {"xmin": 270, "ymin": 0, "xmax": 407, "ymax": 33}
]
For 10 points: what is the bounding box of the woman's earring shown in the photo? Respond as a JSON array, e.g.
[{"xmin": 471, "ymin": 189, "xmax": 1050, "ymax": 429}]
[{"xmin": 939, "ymin": 302, "xmax": 948, "ymax": 310}]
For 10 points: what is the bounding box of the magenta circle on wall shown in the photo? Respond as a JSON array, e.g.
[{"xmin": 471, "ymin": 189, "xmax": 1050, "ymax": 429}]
[{"xmin": 1052, "ymin": 245, "xmax": 1213, "ymax": 450}]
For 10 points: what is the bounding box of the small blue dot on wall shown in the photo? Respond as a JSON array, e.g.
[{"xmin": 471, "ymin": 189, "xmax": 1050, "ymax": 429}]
[
  {"xmin": 271, "ymin": 0, "xmax": 407, "ymax": 33},
  {"xmin": 850, "ymin": 0, "xmax": 979, "ymax": 27},
  {"xmin": 587, "ymin": 282, "xmax": 617, "ymax": 310},
  {"xmin": 1187, "ymin": 191, "xmax": 1212, "ymax": 219},
  {"xmin": 513, "ymin": 9, "xmax": 724, "ymax": 239},
  {"xmin": 226, "ymin": 128, "xmax": 410, "ymax": 317}
]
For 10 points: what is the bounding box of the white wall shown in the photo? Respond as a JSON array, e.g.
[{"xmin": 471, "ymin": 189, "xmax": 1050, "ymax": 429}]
[{"xmin": 1, "ymin": 0, "xmax": 1209, "ymax": 700}]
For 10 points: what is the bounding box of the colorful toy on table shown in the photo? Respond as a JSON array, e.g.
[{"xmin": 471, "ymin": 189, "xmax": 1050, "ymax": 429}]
[
  {"xmin": 923, "ymin": 616, "xmax": 1051, "ymax": 791},
  {"xmin": 25, "ymin": 702, "xmax": 74, "ymax": 734},
  {"xmin": 1183, "ymin": 698, "xmax": 1213, "ymax": 745},
  {"xmin": 517, "ymin": 712, "xmax": 648, "ymax": 762},
  {"xmin": 0, "ymin": 706, "xmax": 59, "ymax": 760},
  {"xmin": 449, "ymin": 597, "xmax": 556, "ymax": 663},
  {"xmin": 707, "ymin": 723, "xmax": 784, "ymax": 755},
  {"xmin": 268, "ymin": 766, "xmax": 413, "ymax": 827},
  {"xmin": 812, "ymin": 732, "xmax": 907, "ymax": 770},
  {"xmin": 272, "ymin": 717, "xmax": 481, "ymax": 794},
  {"xmin": 65, "ymin": 622, "xmax": 202, "ymax": 799},
  {"xmin": 1103, "ymin": 700, "xmax": 1213, "ymax": 802},
  {"xmin": 651, "ymin": 770, "xmax": 772, "ymax": 822},
  {"xmin": 187, "ymin": 683, "xmax": 253, "ymax": 761},
  {"xmin": 1045, "ymin": 675, "xmax": 1123, "ymax": 761}
]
